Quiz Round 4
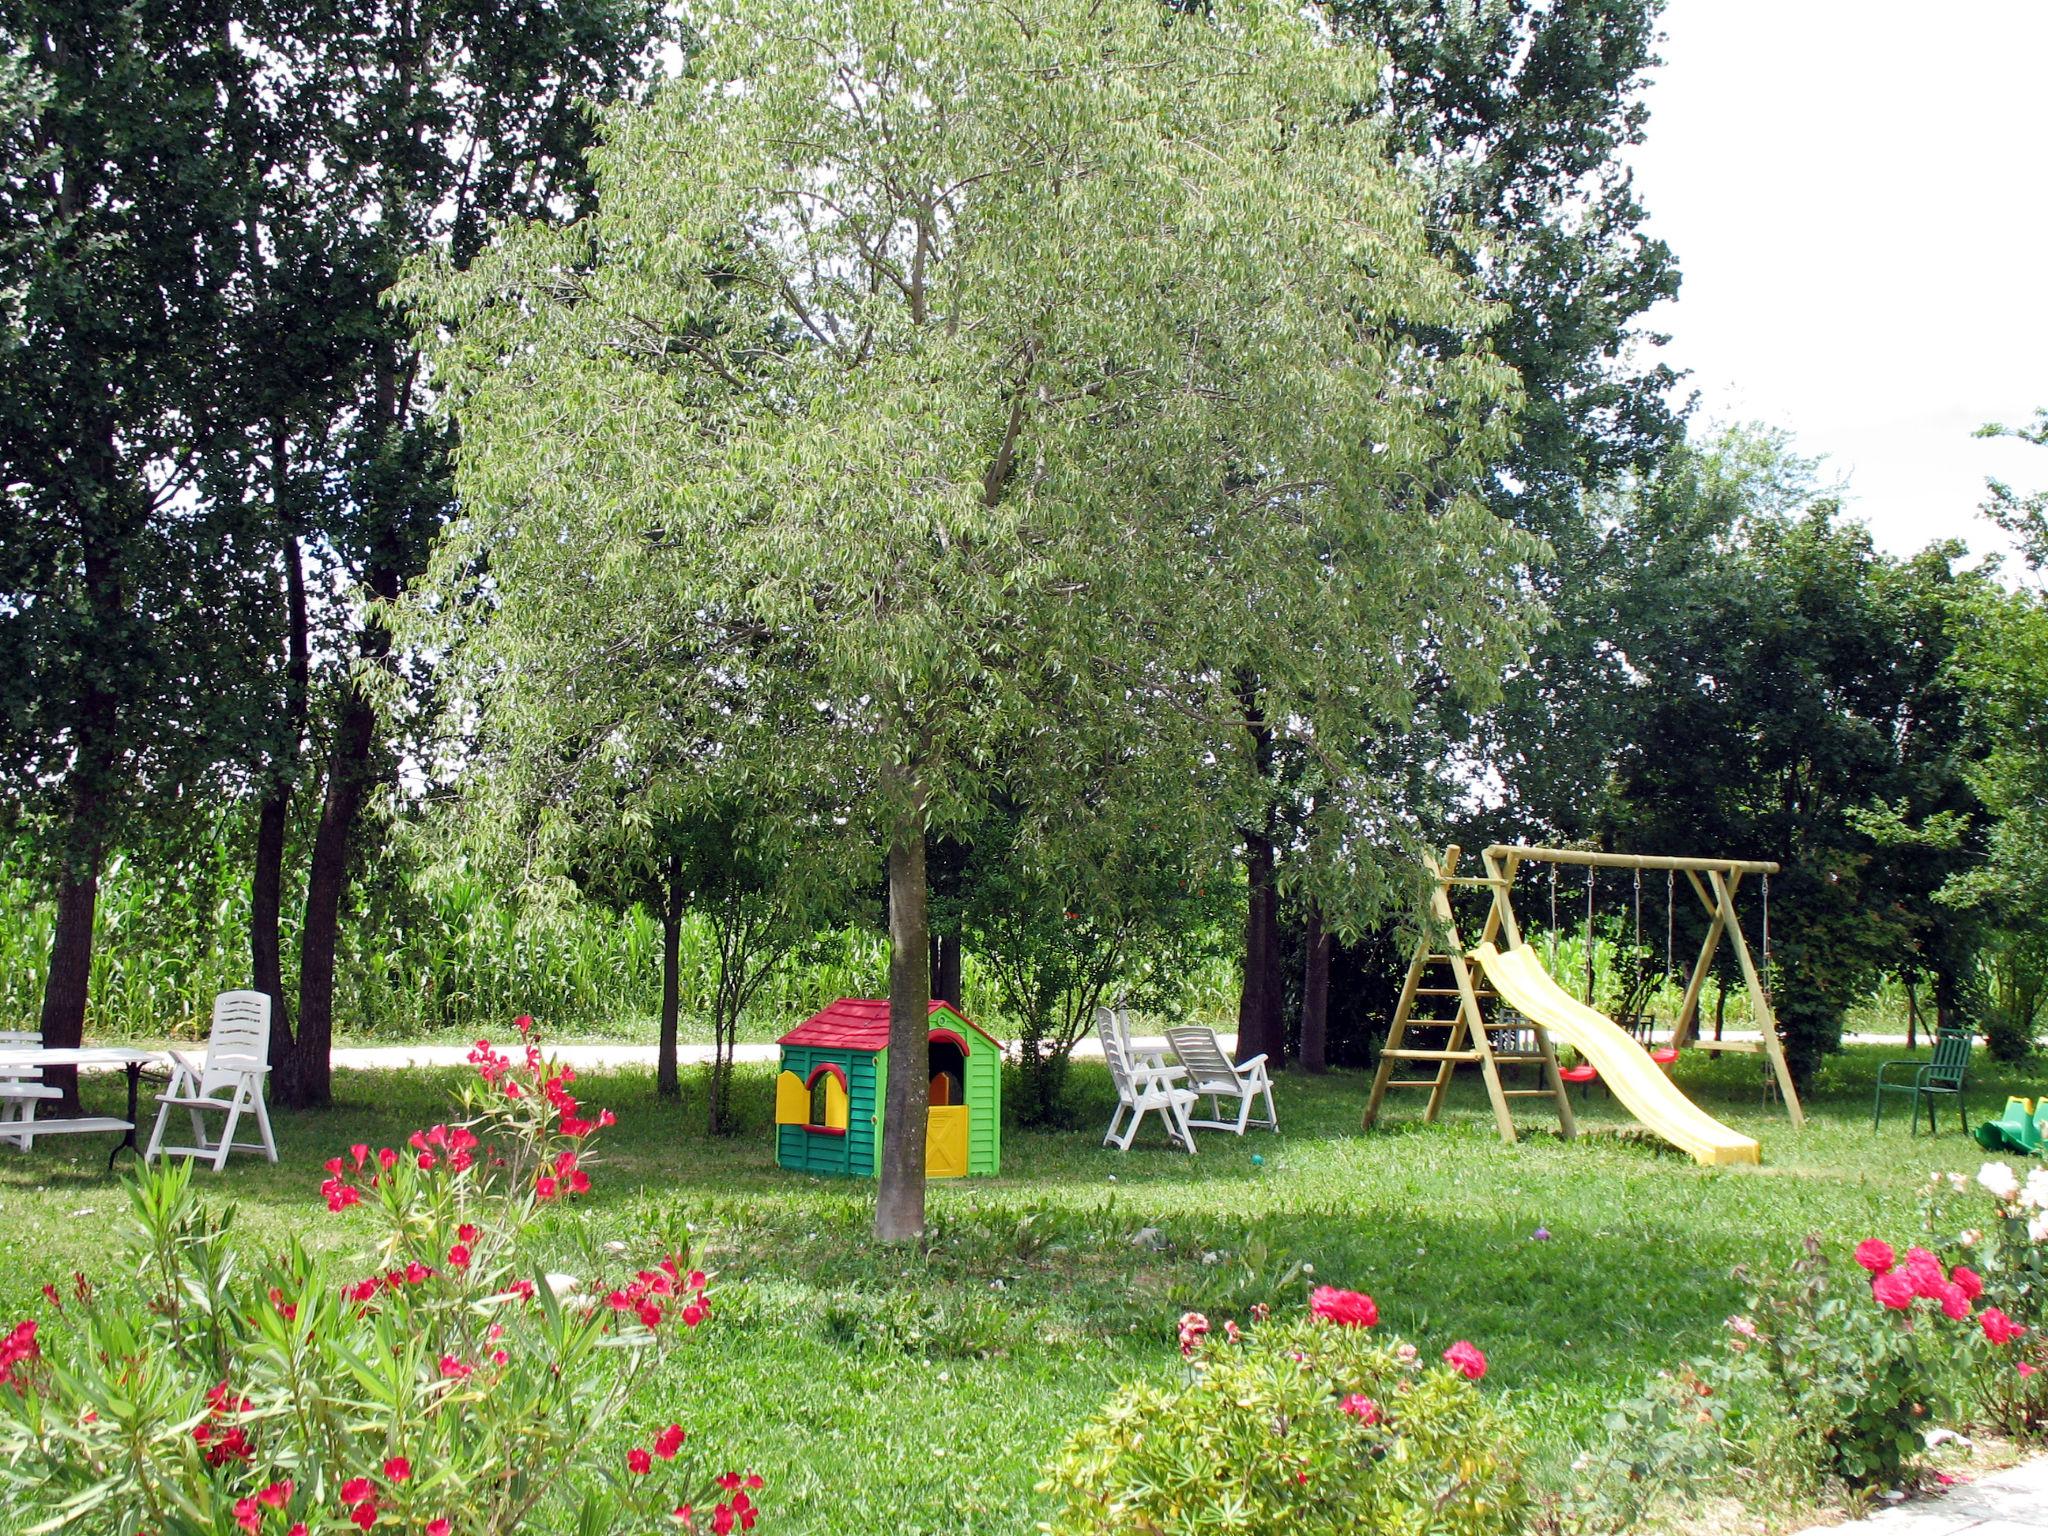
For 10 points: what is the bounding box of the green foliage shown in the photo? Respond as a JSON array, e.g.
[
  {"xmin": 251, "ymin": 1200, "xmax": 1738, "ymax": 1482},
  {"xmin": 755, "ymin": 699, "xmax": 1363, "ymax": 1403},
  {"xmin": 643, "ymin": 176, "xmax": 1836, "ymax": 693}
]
[
  {"xmin": 962, "ymin": 811, "xmax": 1231, "ymax": 1126},
  {"xmin": 1549, "ymin": 1365, "xmax": 1727, "ymax": 1535},
  {"xmin": 1041, "ymin": 1310, "xmax": 1528, "ymax": 1536},
  {"xmin": 1714, "ymin": 1239, "xmax": 1951, "ymax": 1491},
  {"xmin": 406, "ymin": 0, "xmax": 1538, "ymax": 944}
]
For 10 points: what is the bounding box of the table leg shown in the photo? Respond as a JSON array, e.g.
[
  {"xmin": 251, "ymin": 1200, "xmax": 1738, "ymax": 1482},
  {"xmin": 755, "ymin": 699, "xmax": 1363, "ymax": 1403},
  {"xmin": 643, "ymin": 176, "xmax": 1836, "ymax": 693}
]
[{"xmin": 107, "ymin": 1062, "xmax": 143, "ymax": 1172}]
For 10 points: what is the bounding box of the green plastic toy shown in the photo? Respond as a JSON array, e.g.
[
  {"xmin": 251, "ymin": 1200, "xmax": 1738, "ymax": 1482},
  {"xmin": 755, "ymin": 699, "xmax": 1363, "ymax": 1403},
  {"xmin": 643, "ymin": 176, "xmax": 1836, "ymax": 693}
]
[{"xmin": 1973, "ymin": 1096, "xmax": 2045, "ymax": 1156}]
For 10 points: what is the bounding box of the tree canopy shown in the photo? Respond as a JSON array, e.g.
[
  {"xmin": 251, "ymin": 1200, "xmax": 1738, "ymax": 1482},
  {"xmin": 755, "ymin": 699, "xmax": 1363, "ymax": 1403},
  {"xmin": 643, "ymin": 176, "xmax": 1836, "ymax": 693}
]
[{"xmin": 409, "ymin": 0, "xmax": 1540, "ymax": 1235}]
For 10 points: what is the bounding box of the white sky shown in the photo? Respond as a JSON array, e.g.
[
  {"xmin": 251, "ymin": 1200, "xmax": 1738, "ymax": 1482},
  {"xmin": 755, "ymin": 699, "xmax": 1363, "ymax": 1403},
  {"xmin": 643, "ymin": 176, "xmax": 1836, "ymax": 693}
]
[{"xmin": 1625, "ymin": 0, "xmax": 2048, "ymax": 561}]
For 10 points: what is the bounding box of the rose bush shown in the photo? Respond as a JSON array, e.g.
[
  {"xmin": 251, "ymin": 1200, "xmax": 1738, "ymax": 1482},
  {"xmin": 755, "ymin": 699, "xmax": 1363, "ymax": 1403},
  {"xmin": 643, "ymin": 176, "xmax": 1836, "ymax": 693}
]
[
  {"xmin": 1712, "ymin": 1234, "xmax": 1958, "ymax": 1490},
  {"xmin": 1915, "ymin": 1164, "xmax": 2048, "ymax": 1437},
  {"xmin": 1042, "ymin": 1288, "xmax": 1525, "ymax": 1536},
  {"xmin": 0, "ymin": 1018, "xmax": 762, "ymax": 1536}
]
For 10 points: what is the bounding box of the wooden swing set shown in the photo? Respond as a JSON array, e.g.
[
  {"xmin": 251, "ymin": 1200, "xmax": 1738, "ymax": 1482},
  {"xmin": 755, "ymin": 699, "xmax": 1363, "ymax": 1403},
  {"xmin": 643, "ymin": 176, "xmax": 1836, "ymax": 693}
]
[{"xmin": 1362, "ymin": 844, "xmax": 1804, "ymax": 1145}]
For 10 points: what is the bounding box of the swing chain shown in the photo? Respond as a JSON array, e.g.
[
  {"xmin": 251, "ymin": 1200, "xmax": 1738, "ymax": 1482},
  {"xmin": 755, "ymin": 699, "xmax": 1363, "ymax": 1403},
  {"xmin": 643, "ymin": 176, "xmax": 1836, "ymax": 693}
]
[{"xmin": 1665, "ymin": 870, "xmax": 1675, "ymax": 983}]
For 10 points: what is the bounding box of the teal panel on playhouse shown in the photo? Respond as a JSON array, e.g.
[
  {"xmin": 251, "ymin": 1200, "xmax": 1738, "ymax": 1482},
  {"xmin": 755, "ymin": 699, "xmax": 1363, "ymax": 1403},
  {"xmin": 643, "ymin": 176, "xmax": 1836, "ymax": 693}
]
[{"xmin": 772, "ymin": 999, "xmax": 1001, "ymax": 1178}]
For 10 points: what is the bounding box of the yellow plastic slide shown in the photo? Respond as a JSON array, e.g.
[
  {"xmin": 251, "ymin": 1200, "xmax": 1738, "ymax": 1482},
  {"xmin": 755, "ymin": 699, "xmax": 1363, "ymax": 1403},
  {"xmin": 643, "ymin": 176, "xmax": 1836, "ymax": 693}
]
[{"xmin": 1471, "ymin": 942, "xmax": 1760, "ymax": 1167}]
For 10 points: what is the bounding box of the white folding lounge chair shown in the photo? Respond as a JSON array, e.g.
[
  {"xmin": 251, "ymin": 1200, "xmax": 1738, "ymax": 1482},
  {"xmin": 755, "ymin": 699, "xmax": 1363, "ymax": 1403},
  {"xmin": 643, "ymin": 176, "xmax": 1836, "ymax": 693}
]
[
  {"xmin": 1097, "ymin": 1008, "xmax": 1198, "ymax": 1153},
  {"xmin": 1164, "ymin": 1025, "xmax": 1277, "ymax": 1135},
  {"xmin": 145, "ymin": 991, "xmax": 277, "ymax": 1170},
  {"xmin": 0, "ymin": 1031, "xmax": 61, "ymax": 1151}
]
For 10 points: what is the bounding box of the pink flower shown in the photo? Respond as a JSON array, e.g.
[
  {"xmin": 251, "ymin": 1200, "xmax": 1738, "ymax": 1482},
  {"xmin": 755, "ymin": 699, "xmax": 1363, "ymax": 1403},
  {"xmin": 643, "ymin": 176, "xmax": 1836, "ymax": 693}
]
[
  {"xmin": 457, "ymin": 1224, "xmax": 479, "ymax": 1244},
  {"xmin": 1952, "ymin": 1265, "xmax": 1983, "ymax": 1300},
  {"xmin": 427, "ymin": 1523, "xmax": 451, "ymax": 1536},
  {"xmin": 628, "ymin": 1448, "xmax": 653, "ymax": 1475},
  {"xmin": 439, "ymin": 1354, "xmax": 472, "ymax": 1379},
  {"xmin": 349, "ymin": 1504, "xmax": 375, "ymax": 1532},
  {"xmin": 339, "ymin": 1478, "xmax": 374, "ymax": 1504},
  {"xmin": 1177, "ymin": 1311, "xmax": 1209, "ymax": 1356},
  {"xmin": 682, "ymin": 1301, "xmax": 707, "ymax": 1328},
  {"xmin": 654, "ymin": 1424, "xmax": 686, "ymax": 1460},
  {"xmin": 1339, "ymin": 1393, "xmax": 1382, "ymax": 1424},
  {"xmin": 1872, "ymin": 1272, "xmax": 1915, "ymax": 1310},
  {"xmin": 534, "ymin": 1176, "xmax": 558, "ymax": 1201},
  {"xmin": 383, "ymin": 1456, "xmax": 412, "ymax": 1483},
  {"xmin": 1853, "ymin": 1239, "xmax": 1896, "ymax": 1275},
  {"xmin": 1939, "ymin": 1283, "xmax": 1973, "ymax": 1321},
  {"xmin": 1308, "ymin": 1287, "xmax": 1378, "ymax": 1328},
  {"xmin": 1443, "ymin": 1340, "xmax": 1487, "ymax": 1380},
  {"xmin": 1982, "ymin": 1308, "xmax": 2025, "ymax": 1345},
  {"xmin": 2018, "ymin": 1361, "xmax": 2037, "ymax": 1378},
  {"xmin": 1903, "ymin": 1247, "xmax": 1947, "ymax": 1300},
  {"xmin": 257, "ymin": 1482, "xmax": 293, "ymax": 1509},
  {"xmin": 515, "ymin": 1014, "xmax": 533, "ymax": 1034},
  {"xmin": 447, "ymin": 1245, "xmax": 471, "ymax": 1272},
  {"xmin": 234, "ymin": 1498, "xmax": 261, "ymax": 1534}
]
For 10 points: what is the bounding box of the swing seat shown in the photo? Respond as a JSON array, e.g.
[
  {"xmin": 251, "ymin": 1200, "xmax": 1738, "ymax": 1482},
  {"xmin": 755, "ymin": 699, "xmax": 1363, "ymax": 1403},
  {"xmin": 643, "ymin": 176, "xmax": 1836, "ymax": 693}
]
[{"xmin": 1650, "ymin": 1047, "xmax": 1680, "ymax": 1069}]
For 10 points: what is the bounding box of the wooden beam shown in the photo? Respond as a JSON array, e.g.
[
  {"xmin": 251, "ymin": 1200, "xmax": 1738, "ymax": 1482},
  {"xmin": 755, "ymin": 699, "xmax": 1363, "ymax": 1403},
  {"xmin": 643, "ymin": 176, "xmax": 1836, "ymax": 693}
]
[
  {"xmin": 1709, "ymin": 867, "xmax": 1804, "ymax": 1129},
  {"xmin": 1484, "ymin": 845, "xmax": 1779, "ymax": 876}
]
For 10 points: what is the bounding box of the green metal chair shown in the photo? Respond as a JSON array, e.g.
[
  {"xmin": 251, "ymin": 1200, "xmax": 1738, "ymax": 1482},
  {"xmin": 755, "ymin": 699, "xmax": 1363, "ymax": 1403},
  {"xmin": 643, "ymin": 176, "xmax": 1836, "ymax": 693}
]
[{"xmin": 1874, "ymin": 1027, "xmax": 1973, "ymax": 1135}]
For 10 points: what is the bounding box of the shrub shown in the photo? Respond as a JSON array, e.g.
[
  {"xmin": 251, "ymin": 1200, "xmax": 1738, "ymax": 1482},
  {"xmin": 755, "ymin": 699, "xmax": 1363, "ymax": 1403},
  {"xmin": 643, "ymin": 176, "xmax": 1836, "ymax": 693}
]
[
  {"xmin": 1548, "ymin": 1365, "xmax": 1727, "ymax": 1534},
  {"xmin": 1710, "ymin": 1234, "xmax": 1964, "ymax": 1491},
  {"xmin": 1918, "ymin": 1164, "xmax": 2048, "ymax": 1437},
  {"xmin": 0, "ymin": 1020, "xmax": 763, "ymax": 1536},
  {"xmin": 1040, "ymin": 1289, "xmax": 1526, "ymax": 1536}
]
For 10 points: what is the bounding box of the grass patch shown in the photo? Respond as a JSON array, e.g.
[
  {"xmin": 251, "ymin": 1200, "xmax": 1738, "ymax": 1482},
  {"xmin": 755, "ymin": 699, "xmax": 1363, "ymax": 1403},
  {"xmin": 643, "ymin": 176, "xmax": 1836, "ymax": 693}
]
[{"xmin": 0, "ymin": 1043, "xmax": 2036, "ymax": 1533}]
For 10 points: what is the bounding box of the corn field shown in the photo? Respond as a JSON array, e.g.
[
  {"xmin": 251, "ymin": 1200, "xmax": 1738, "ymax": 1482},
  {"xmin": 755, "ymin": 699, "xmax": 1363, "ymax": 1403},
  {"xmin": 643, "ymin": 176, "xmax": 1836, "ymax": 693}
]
[
  {"xmin": 0, "ymin": 844, "xmax": 1240, "ymax": 1044},
  {"xmin": 0, "ymin": 847, "xmax": 902, "ymax": 1043}
]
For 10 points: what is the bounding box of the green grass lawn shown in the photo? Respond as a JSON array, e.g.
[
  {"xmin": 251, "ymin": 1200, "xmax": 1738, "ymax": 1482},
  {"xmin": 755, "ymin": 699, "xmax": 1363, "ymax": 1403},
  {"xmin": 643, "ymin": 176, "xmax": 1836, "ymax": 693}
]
[{"xmin": 0, "ymin": 1042, "xmax": 2038, "ymax": 1533}]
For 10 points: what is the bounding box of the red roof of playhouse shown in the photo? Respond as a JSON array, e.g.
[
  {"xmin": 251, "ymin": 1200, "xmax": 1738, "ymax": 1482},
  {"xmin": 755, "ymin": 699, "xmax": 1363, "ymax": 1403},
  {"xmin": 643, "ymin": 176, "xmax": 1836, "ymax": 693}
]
[{"xmin": 778, "ymin": 998, "xmax": 1000, "ymax": 1052}]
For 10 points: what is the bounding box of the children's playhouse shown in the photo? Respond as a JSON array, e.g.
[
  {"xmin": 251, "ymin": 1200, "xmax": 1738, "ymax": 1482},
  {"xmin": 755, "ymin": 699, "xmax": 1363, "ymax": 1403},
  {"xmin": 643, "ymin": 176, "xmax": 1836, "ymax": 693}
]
[{"xmin": 773, "ymin": 998, "xmax": 1002, "ymax": 1178}]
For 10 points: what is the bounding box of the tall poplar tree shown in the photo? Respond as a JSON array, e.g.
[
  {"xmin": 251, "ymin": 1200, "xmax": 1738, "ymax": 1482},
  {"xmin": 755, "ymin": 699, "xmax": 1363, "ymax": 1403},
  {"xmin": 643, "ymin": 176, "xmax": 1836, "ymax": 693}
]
[
  {"xmin": 0, "ymin": 5, "xmax": 272, "ymax": 1103},
  {"xmin": 411, "ymin": 0, "xmax": 1536, "ymax": 1239}
]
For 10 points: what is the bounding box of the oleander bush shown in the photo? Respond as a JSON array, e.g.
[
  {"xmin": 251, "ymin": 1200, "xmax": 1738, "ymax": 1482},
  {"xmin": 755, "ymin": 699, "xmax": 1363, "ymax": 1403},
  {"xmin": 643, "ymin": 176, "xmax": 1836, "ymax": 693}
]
[
  {"xmin": 1040, "ymin": 1288, "xmax": 1526, "ymax": 1536},
  {"xmin": 0, "ymin": 1020, "xmax": 763, "ymax": 1536}
]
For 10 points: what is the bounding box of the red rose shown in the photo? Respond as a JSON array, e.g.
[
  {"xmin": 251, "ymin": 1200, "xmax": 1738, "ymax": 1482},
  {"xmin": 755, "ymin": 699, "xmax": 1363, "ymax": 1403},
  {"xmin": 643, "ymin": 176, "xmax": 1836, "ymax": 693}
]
[
  {"xmin": 1852, "ymin": 1239, "xmax": 1895, "ymax": 1275},
  {"xmin": 1871, "ymin": 1272, "xmax": 1915, "ymax": 1310},
  {"xmin": 1981, "ymin": 1307, "xmax": 2025, "ymax": 1345},
  {"xmin": 1443, "ymin": 1340, "xmax": 1487, "ymax": 1380},
  {"xmin": 1308, "ymin": 1286, "xmax": 1378, "ymax": 1328}
]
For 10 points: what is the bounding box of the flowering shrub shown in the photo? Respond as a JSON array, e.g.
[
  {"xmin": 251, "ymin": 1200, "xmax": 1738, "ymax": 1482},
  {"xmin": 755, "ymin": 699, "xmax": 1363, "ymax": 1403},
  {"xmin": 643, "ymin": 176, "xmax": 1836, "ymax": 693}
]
[
  {"xmin": 1713, "ymin": 1234, "xmax": 1955, "ymax": 1489},
  {"xmin": 1916, "ymin": 1163, "xmax": 2048, "ymax": 1437},
  {"xmin": 0, "ymin": 1018, "xmax": 763, "ymax": 1535},
  {"xmin": 1041, "ymin": 1288, "xmax": 1525, "ymax": 1536}
]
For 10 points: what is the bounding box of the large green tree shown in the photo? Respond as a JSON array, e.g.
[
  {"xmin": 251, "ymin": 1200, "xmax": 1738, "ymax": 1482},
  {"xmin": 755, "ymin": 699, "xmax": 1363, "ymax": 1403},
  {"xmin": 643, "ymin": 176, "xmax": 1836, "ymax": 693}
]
[
  {"xmin": 229, "ymin": 0, "xmax": 668, "ymax": 1106},
  {"xmin": 1230, "ymin": 0, "xmax": 1683, "ymax": 1056},
  {"xmin": 410, "ymin": 0, "xmax": 1536, "ymax": 1239},
  {"xmin": 0, "ymin": 4, "xmax": 277, "ymax": 1102},
  {"xmin": 1572, "ymin": 433, "xmax": 1994, "ymax": 1082}
]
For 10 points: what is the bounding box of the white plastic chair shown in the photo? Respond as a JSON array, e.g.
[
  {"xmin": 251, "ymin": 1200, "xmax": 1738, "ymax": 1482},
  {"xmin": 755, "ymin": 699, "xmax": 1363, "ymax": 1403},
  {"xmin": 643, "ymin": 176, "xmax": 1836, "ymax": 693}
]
[
  {"xmin": 1164, "ymin": 1025, "xmax": 1277, "ymax": 1135},
  {"xmin": 1097, "ymin": 1008, "xmax": 1197, "ymax": 1153},
  {"xmin": 0, "ymin": 1031, "xmax": 61, "ymax": 1151},
  {"xmin": 145, "ymin": 991, "xmax": 277, "ymax": 1170}
]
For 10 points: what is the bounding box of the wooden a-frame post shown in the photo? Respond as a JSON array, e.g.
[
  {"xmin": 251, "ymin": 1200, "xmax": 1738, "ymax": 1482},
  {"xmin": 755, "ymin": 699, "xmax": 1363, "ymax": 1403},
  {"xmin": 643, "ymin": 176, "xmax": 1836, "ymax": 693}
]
[{"xmin": 1363, "ymin": 845, "xmax": 1577, "ymax": 1144}]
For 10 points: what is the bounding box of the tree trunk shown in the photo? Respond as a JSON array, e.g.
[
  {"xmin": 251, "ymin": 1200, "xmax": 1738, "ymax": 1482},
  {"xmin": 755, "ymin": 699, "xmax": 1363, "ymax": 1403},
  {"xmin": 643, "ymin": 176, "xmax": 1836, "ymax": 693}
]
[
  {"xmin": 284, "ymin": 686, "xmax": 378, "ymax": 1108},
  {"xmin": 1237, "ymin": 831, "xmax": 1283, "ymax": 1064},
  {"xmin": 659, "ymin": 851, "xmax": 683, "ymax": 1102},
  {"xmin": 875, "ymin": 803, "xmax": 931, "ymax": 1243},
  {"xmin": 929, "ymin": 931, "xmax": 962, "ymax": 1009},
  {"xmin": 36, "ymin": 832, "xmax": 101, "ymax": 1112},
  {"xmin": 1300, "ymin": 902, "xmax": 1330, "ymax": 1073},
  {"xmin": 1903, "ymin": 971, "xmax": 1919, "ymax": 1050},
  {"xmin": 254, "ymin": 513, "xmax": 309, "ymax": 1065}
]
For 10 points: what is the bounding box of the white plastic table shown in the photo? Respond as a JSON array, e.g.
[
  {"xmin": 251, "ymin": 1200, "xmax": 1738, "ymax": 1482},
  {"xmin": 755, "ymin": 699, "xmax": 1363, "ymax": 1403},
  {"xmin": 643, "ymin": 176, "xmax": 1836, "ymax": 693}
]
[{"xmin": 0, "ymin": 1046, "xmax": 166, "ymax": 1167}]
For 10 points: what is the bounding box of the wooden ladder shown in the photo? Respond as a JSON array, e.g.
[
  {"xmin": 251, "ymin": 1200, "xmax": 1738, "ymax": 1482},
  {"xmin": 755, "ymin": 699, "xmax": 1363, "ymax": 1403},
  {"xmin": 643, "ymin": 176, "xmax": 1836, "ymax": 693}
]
[{"xmin": 1363, "ymin": 845, "xmax": 1578, "ymax": 1144}]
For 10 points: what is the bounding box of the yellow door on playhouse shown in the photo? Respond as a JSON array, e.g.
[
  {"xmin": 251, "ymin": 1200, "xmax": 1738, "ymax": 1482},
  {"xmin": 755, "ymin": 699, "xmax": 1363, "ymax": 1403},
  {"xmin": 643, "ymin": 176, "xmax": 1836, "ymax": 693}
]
[{"xmin": 926, "ymin": 1106, "xmax": 968, "ymax": 1178}]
